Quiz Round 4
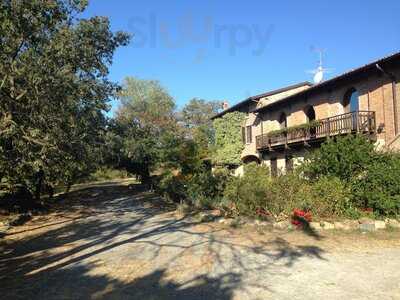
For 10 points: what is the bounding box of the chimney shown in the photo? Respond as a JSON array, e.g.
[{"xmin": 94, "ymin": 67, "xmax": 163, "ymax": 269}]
[{"xmin": 222, "ymin": 101, "xmax": 229, "ymax": 110}]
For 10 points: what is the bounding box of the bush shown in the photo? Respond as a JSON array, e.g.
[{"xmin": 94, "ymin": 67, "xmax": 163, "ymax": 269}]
[
  {"xmin": 351, "ymin": 152, "xmax": 400, "ymax": 217},
  {"xmin": 302, "ymin": 134, "xmax": 374, "ymax": 182},
  {"xmin": 156, "ymin": 166, "xmax": 230, "ymax": 208},
  {"xmin": 305, "ymin": 176, "xmax": 353, "ymax": 219},
  {"xmin": 223, "ymin": 163, "xmax": 271, "ymax": 216},
  {"xmin": 156, "ymin": 171, "xmax": 187, "ymax": 203},
  {"xmin": 222, "ymin": 162, "xmax": 354, "ymax": 220}
]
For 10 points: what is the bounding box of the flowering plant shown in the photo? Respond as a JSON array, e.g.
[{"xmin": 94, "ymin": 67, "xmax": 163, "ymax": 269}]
[{"xmin": 291, "ymin": 209, "xmax": 312, "ymax": 228}]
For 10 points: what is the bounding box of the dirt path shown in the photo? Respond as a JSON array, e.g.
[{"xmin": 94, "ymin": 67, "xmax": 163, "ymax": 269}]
[{"xmin": 1, "ymin": 180, "xmax": 400, "ymax": 300}]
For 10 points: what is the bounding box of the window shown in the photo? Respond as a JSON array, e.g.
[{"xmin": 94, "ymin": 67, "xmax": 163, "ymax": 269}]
[
  {"xmin": 304, "ymin": 105, "xmax": 316, "ymax": 136},
  {"xmin": 270, "ymin": 158, "xmax": 278, "ymax": 177},
  {"xmin": 279, "ymin": 112, "xmax": 287, "ymax": 129},
  {"xmin": 343, "ymin": 88, "xmax": 359, "ymax": 113},
  {"xmin": 246, "ymin": 126, "xmax": 252, "ymax": 143},
  {"xmin": 304, "ymin": 105, "xmax": 316, "ymax": 122},
  {"xmin": 241, "ymin": 127, "xmax": 246, "ymax": 144},
  {"xmin": 285, "ymin": 155, "xmax": 293, "ymax": 172}
]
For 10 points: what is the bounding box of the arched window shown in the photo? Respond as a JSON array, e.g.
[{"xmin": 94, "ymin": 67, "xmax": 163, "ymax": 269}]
[
  {"xmin": 279, "ymin": 112, "xmax": 287, "ymax": 129},
  {"xmin": 304, "ymin": 105, "xmax": 316, "ymax": 137},
  {"xmin": 343, "ymin": 88, "xmax": 359, "ymax": 113},
  {"xmin": 304, "ymin": 105, "xmax": 316, "ymax": 122}
]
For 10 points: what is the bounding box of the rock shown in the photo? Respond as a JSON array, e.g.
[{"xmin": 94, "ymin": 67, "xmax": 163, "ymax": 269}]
[
  {"xmin": 218, "ymin": 218, "xmax": 235, "ymax": 226},
  {"xmin": 359, "ymin": 217, "xmax": 374, "ymax": 225},
  {"xmin": 343, "ymin": 220, "xmax": 359, "ymax": 230},
  {"xmin": 321, "ymin": 221, "xmax": 334, "ymax": 230},
  {"xmin": 255, "ymin": 220, "xmax": 271, "ymax": 227},
  {"xmin": 273, "ymin": 220, "xmax": 290, "ymax": 230},
  {"xmin": 359, "ymin": 223, "xmax": 376, "ymax": 232},
  {"xmin": 374, "ymin": 220, "xmax": 386, "ymax": 230},
  {"xmin": 309, "ymin": 222, "xmax": 322, "ymax": 230},
  {"xmin": 333, "ymin": 222, "xmax": 346, "ymax": 230},
  {"xmin": 210, "ymin": 209, "xmax": 222, "ymax": 217},
  {"xmin": 386, "ymin": 219, "xmax": 400, "ymax": 228}
]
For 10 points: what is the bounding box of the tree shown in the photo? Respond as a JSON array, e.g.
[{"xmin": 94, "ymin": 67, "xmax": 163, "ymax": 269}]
[
  {"xmin": 0, "ymin": 0, "xmax": 130, "ymax": 201},
  {"xmin": 108, "ymin": 77, "xmax": 182, "ymax": 183},
  {"xmin": 180, "ymin": 98, "xmax": 222, "ymax": 158},
  {"xmin": 181, "ymin": 98, "xmax": 222, "ymax": 129},
  {"xmin": 212, "ymin": 112, "xmax": 246, "ymax": 165}
]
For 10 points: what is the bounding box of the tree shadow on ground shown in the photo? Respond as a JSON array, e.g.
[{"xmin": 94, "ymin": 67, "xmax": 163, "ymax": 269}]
[
  {"xmin": 1, "ymin": 262, "xmax": 240, "ymax": 300},
  {"xmin": 0, "ymin": 182, "xmax": 327, "ymax": 299}
]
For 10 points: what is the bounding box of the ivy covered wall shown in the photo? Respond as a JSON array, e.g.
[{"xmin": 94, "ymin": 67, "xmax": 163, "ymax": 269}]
[{"xmin": 212, "ymin": 111, "xmax": 246, "ymax": 165}]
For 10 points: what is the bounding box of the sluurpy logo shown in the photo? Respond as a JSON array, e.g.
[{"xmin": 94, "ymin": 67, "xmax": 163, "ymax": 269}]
[{"xmin": 128, "ymin": 12, "xmax": 274, "ymax": 62}]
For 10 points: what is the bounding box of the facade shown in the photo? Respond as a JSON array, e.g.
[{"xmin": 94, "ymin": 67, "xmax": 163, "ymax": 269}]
[{"xmin": 212, "ymin": 51, "xmax": 400, "ymax": 176}]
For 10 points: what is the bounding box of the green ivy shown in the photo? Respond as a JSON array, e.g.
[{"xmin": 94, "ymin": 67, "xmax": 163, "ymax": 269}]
[{"xmin": 212, "ymin": 111, "xmax": 246, "ymax": 165}]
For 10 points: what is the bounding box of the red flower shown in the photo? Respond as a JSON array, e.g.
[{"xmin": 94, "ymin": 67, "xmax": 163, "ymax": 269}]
[{"xmin": 291, "ymin": 209, "xmax": 312, "ymax": 228}]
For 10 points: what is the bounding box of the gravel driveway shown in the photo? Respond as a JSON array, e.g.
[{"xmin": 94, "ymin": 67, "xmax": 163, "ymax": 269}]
[{"xmin": 1, "ymin": 180, "xmax": 400, "ymax": 300}]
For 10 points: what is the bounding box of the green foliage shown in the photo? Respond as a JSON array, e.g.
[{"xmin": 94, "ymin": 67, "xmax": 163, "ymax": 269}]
[
  {"xmin": 180, "ymin": 98, "xmax": 222, "ymax": 159},
  {"xmin": 303, "ymin": 176, "xmax": 353, "ymax": 218},
  {"xmin": 223, "ymin": 163, "xmax": 270, "ymax": 216},
  {"xmin": 351, "ymin": 153, "xmax": 400, "ymax": 217},
  {"xmin": 222, "ymin": 162, "xmax": 352, "ymax": 219},
  {"xmin": 107, "ymin": 77, "xmax": 183, "ymax": 183},
  {"xmin": 181, "ymin": 98, "xmax": 222, "ymax": 129},
  {"xmin": 0, "ymin": 0, "xmax": 130, "ymax": 197},
  {"xmin": 156, "ymin": 164, "xmax": 230, "ymax": 208},
  {"xmin": 302, "ymin": 134, "xmax": 375, "ymax": 182},
  {"xmin": 89, "ymin": 168, "xmax": 129, "ymax": 182},
  {"xmin": 267, "ymin": 120, "xmax": 323, "ymax": 136},
  {"xmin": 212, "ymin": 111, "xmax": 246, "ymax": 165},
  {"xmin": 302, "ymin": 135, "xmax": 400, "ymax": 217}
]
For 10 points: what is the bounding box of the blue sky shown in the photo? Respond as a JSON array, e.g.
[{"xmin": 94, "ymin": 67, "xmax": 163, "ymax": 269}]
[{"xmin": 82, "ymin": 0, "xmax": 400, "ymax": 115}]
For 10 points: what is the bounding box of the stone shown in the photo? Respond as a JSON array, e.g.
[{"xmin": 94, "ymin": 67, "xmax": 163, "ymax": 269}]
[
  {"xmin": 255, "ymin": 219, "xmax": 271, "ymax": 227},
  {"xmin": 309, "ymin": 222, "xmax": 322, "ymax": 230},
  {"xmin": 358, "ymin": 217, "xmax": 374, "ymax": 225},
  {"xmin": 218, "ymin": 218, "xmax": 235, "ymax": 226},
  {"xmin": 334, "ymin": 222, "xmax": 350, "ymax": 230},
  {"xmin": 386, "ymin": 219, "xmax": 400, "ymax": 228},
  {"xmin": 210, "ymin": 209, "xmax": 222, "ymax": 217},
  {"xmin": 359, "ymin": 223, "xmax": 376, "ymax": 232},
  {"xmin": 273, "ymin": 220, "xmax": 290, "ymax": 230},
  {"xmin": 343, "ymin": 220, "xmax": 359, "ymax": 230},
  {"xmin": 374, "ymin": 220, "xmax": 386, "ymax": 230},
  {"xmin": 321, "ymin": 221, "xmax": 334, "ymax": 230}
]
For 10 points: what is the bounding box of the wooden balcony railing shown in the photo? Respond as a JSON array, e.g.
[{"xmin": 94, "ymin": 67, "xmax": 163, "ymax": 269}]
[{"xmin": 256, "ymin": 111, "xmax": 376, "ymax": 150}]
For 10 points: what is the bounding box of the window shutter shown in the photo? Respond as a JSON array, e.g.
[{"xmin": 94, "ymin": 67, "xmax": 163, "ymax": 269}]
[{"xmin": 246, "ymin": 126, "xmax": 252, "ymax": 143}]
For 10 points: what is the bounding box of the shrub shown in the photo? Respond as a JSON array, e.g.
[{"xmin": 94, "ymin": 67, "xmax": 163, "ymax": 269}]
[
  {"xmin": 350, "ymin": 152, "xmax": 400, "ymax": 217},
  {"xmin": 157, "ymin": 166, "xmax": 231, "ymax": 208},
  {"xmin": 156, "ymin": 171, "xmax": 187, "ymax": 203},
  {"xmin": 306, "ymin": 176, "xmax": 353, "ymax": 219},
  {"xmin": 265, "ymin": 172, "xmax": 307, "ymax": 216},
  {"xmin": 302, "ymin": 134, "xmax": 374, "ymax": 182},
  {"xmin": 222, "ymin": 163, "xmax": 354, "ymax": 220},
  {"xmin": 223, "ymin": 163, "xmax": 271, "ymax": 216}
]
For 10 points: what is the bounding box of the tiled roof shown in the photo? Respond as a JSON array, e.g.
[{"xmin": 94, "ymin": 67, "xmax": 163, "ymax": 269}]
[
  {"xmin": 254, "ymin": 51, "xmax": 400, "ymax": 113},
  {"xmin": 210, "ymin": 81, "xmax": 312, "ymax": 120}
]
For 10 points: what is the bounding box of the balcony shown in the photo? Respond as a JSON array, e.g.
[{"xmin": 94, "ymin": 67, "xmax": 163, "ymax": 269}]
[{"xmin": 256, "ymin": 111, "xmax": 376, "ymax": 150}]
